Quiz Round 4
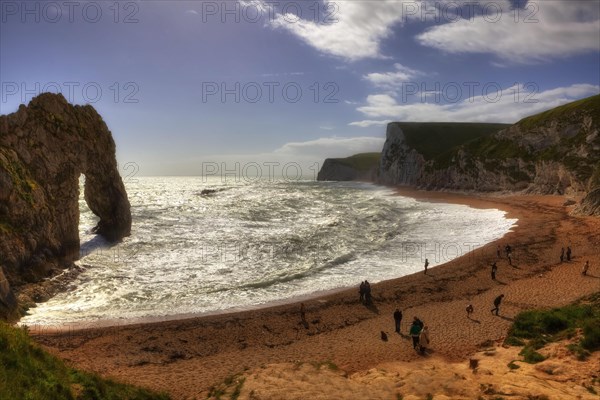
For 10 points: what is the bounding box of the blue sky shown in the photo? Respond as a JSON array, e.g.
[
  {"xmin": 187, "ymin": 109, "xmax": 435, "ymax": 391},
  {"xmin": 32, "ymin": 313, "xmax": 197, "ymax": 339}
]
[{"xmin": 1, "ymin": 0, "xmax": 599, "ymax": 177}]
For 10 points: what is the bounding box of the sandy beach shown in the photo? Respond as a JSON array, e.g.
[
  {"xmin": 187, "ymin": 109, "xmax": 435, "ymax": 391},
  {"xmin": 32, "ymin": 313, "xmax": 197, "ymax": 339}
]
[{"xmin": 30, "ymin": 190, "xmax": 600, "ymax": 399}]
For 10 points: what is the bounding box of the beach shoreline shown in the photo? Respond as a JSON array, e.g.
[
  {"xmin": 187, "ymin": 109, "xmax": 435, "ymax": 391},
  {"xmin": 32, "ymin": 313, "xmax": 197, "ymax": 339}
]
[
  {"xmin": 30, "ymin": 190, "xmax": 600, "ymax": 399},
  {"xmin": 22, "ymin": 185, "xmax": 518, "ymax": 332}
]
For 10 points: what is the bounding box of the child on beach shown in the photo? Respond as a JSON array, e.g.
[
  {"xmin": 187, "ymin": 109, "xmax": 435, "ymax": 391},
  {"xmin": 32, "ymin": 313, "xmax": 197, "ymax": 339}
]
[
  {"xmin": 466, "ymin": 304, "xmax": 474, "ymax": 318},
  {"xmin": 491, "ymin": 262, "xmax": 498, "ymax": 280},
  {"xmin": 582, "ymin": 260, "xmax": 590, "ymax": 276},
  {"xmin": 419, "ymin": 326, "xmax": 430, "ymax": 354}
]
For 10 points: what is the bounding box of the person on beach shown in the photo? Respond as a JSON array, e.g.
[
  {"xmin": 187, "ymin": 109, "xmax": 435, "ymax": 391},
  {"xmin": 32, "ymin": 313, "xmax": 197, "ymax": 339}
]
[
  {"xmin": 359, "ymin": 281, "xmax": 366, "ymax": 303},
  {"xmin": 409, "ymin": 317, "xmax": 423, "ymax": 349},
  {"xmin": 424, "ymin": 258, "xmax": 429, "ymax": 275},
  {"xmin": 393, "ymin": 309, "xmax": 403, "ymax": 333},
  {"xmin": 497, "ymin": 245, "xmax": 501, "ymax": 258},
  {"xmin": 491, "ymin": 262, "xmax": 498, "ymax": 280},
  {"xmin": 419, "ymin": 325, "xmax": 430, "ymax": 354},
  {"xmin": 491, "ymin": 294, "xmax": 504, "ymax": 316},
  {"xmin": 466, "ymin": 304, "xmax": 474, "ymax": 318},
  {"xmin": 508, "ymin": 253, "xmax": 513, "ymax": 266},
  {"xmin": 566, "ymin": 246, "xmax": 572, "ymax": 261},
  {"xmin": 582, "ymin": 260, "xmax": 590, "ymax": 276},
  {"xmin": 364, "ymin": 280, "xmax": 372, "ymax": 305},
  {"xmin": 560, "ymin": 247, "xmax": 565, "ymax": 263},
  {"xmin": 505, "ymin": 244, "xmax": 512, "ymax": 257}
]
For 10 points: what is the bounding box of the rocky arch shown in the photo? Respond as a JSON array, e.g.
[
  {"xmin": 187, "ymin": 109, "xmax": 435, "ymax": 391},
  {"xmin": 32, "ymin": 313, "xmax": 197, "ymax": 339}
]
[{"xmin": 0, "ymin": 93, "xmax": 131, "ymax": 320}]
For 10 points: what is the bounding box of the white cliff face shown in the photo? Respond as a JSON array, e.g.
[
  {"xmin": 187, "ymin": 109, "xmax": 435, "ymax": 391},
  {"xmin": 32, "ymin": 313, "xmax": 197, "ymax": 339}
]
[
  {"xmin": 378, "ymin": 123, "xmax": 425, "ymax": 186},
  {"xmin": 377, "ymin": 102, "xmax": 599, "ymax": 195}
]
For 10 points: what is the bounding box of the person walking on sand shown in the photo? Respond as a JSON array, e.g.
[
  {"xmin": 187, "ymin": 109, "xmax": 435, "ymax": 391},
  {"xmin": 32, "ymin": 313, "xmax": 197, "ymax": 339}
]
[
  {"xmin": 409, "ymin": 317, "xmax": 422, "ymax": 350},
  {"xmin": 560, "ymin": 247, "xmax": 565, "ymax": 263},
  {"xmin": 491, "ymin": 262, "xmax": 498, "ymax": 280},
  {"xmin": 582, "ymin": 260, "xmax": 590, "ymax": 276},
  {"xmin": 364, "ymin": 280, "xmax": 372, "ymax": 305},
  {"xmin": 466, "ymin": 304, "xmax": 474, "ymax": 318},
  {"xmin": 393, "ymin": 308, "xmax": 403, "ymax": 333},
  {"xmin": 505, "ymin": 244, "xmax": 512, "ymax": 257},
  {"xmin": 491, "ymin": 294, "xmax": 504, "ymax": 316},
  {"xmin": 419, "ymin": 325, "xmax": 430, "ymax": 354},
  {"xmin": 424, "ymin": 258, "xmax": 429, "ymax": 275},
  {"xmin": 567, "ymin": 246, "xmax": 572, "ymax": 262},
  {"xmin": 359, "ymin": 281, "xmax": 365, "ymax": 304}
]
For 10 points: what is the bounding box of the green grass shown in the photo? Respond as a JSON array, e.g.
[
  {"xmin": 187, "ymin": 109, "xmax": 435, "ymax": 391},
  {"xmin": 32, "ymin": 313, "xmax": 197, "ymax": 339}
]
[
  {"xmin": 505, "ymin": 293, "xmax": 600, "ymax": 363},
  {"xmin": 507, "ymin": 360, "xmax": 520, "ymax": 370},
  {"xmin": 392, "ymin": 122, "xmax": 509, "ymax": 160},
  {"xmin": 0, "ymin": 147, "xmax": 39, "ymax": 206},
  {"xmin": 516, "ymin": 94, "xmax": 600, "ymax": 130},
  {"xmin": 207, "ymin": 373, "xmax": 246, "ymax": 400},
  {"xmin": 0, "ymin": 322, "xmax": 170, "ymax": 400},
  {"xmin": 329, "ymin": 153, "xmax": 380, "ymax": 171}
]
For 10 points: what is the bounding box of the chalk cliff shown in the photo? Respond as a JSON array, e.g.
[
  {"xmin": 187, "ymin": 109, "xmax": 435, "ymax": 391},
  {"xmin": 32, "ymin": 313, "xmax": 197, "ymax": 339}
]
[
  {"xmin": 0, "ymin": 93, "xmax": 131, "ymax": 320},
  {"xmin": 317, "ymin": 153, "xmax": 380, "ymax": 182},
  {"xmin": 377, "ymin": 95, "xmax": 600, "ymax": 196}
]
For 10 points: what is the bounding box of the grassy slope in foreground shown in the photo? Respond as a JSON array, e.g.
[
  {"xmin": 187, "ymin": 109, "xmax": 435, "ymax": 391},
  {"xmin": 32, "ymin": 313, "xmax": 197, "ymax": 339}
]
[
  {"xmin": 505, "ymin": 292, "xmax": 600, "ymax": 364},
  {"xmin": 328, "ymin": 152, "xmax": 381, "ymax": 171},
  {"xmin": 0, "ymin": 322, "xmax": 170, "ymax": 400}
]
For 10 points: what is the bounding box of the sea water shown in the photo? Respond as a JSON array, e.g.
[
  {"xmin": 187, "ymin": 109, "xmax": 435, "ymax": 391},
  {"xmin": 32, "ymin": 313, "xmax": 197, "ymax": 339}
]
[{"xmin": 20, "ymin": 177, "xmax": 517, "ymax": 327}]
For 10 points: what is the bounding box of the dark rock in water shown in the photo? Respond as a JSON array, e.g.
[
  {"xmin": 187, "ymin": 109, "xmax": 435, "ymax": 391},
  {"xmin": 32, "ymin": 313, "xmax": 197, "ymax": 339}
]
[
  {"xmin": 575, "ymin": 188, "xmax": 600, "ymax": 216},
  {"xmin": 200, "ymin": 189, "xmax": 218, "ymax": 196},
  {"xmin": 0, "ymin": 93, "xmax": 131, "ymax": 320}
]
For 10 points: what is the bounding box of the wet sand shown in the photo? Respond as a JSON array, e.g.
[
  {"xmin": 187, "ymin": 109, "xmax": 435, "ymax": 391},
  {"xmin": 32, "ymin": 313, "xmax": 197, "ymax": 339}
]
[{"xmin": 31, "ymin": 191, "xmax": 600, "ymax": 399}]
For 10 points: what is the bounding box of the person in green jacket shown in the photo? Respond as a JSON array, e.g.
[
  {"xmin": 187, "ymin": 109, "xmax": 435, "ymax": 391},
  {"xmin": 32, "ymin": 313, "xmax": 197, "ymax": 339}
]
[{"xmin": 409, "ymin": 317, "xmax": 423, "ymax": 349}]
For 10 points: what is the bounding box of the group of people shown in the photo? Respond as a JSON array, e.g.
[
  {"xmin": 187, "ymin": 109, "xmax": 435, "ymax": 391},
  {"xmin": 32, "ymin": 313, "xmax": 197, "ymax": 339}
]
[
  {"xmin": 558, "ymin": 246, "xmax": 592, "ymax": 276},
  {"xmin": 560, "ymin": 246, "xmax": 572, "ymax": 263},
  {"xmin": 392, "ymin": 310, "xmax": 430, "ymax": 354},
  {"xmin": 359, "ymin": 281, "xmax": 372, "ymax": 305}
]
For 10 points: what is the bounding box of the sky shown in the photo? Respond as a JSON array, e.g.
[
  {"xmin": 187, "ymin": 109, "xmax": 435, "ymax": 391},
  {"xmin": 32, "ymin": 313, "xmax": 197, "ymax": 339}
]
[{"xmin": 1, "ymin": 0, "xmax": 599, "ymax": 177}]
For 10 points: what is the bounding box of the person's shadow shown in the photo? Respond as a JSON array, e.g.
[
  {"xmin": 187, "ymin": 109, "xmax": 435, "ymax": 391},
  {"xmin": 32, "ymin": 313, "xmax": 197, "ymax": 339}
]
[
  {"xmin": 365, "ymin": 301, "xmax": 379, "ymax": 314},
  {"xmin": 467, "ymin": 316, "xmax": 481, "ymax": 324},
  {"xmin": 499, "ymin": 315, "xmax": 514, "ymax": 322}
]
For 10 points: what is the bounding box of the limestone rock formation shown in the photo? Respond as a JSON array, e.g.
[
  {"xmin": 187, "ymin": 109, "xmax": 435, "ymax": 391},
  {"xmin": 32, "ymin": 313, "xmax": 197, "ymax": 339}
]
[
  {"xmin": 378, "ymin": 95, "xmax": 600, "ymax": 195},
  {"xmin": 317, "ymin": 153, "xmax": 380, "ymax": 182},
  {"xmin": 575, "ymin": 188, "xmax": 600, "ymax": 216},
  {"xmin": 0, "ymin": 93, "xmax": 131, "ymax": 320}
]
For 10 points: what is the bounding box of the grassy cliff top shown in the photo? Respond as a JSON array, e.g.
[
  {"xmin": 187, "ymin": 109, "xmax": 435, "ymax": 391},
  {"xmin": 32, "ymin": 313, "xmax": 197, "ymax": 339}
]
[
  {"xmin": 329, "ymin": 152, "xmax": 381, "ymax": 171},
  {"xmin": 0, "ymin": 322, "xmax": 170, "ymax": 400},
  {"xmin": 516, "ymin": 94, "xmax": 600, "ymax": 130},
  {"xmin": 392, "ymin": 122, "xmax": 511, "ymax": 159}
]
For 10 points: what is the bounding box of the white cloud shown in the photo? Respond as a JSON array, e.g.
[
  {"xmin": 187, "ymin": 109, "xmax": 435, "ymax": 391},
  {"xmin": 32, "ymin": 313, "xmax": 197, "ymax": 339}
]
[
  {"xmin": 273, "ymin": 136, "xmax": 385, "ymax": 158},
  {"xmin": 417, "ymin": 0, "xmax": 600, "ymax": 63},
  {"xmin": 352, "ymin": 84, "xmax": 599, "ymax": 123},
  {"xmin": 364, "ymin": 63, "xmax": 423, "ymax": 90},
  {"xmin": 158, "ymin": 137, "xmax": 386, "ymax": 177},
  {"xmin": 267, "ymin": 0, "xmax": 408, "ymax": 61},
  {"xmin": 348, "ymin": 120, "xmax": 393, "ymax": 128}
]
